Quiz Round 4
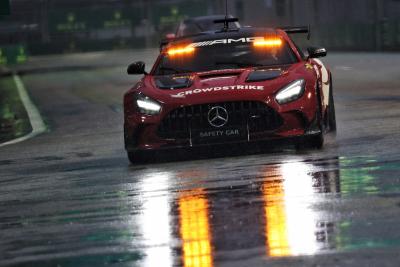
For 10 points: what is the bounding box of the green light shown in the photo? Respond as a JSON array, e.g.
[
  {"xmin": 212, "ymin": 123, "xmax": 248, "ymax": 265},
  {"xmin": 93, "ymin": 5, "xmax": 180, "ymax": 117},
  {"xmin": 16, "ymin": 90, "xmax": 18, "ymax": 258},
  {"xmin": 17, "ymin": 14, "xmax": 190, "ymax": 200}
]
[
  {"xmin": 16, "ymin": 46, "xmax": 27, "ymax": 63},
  {"xmin": 0, "ymin": 45, "xmax": 28, "ymax": 65},
  {"xmin": 67, "ymin": 13, "xmax": 75, "ymax": 23},
  {"xmin": 171, "ymin": 7, "xmax": 179, "ymax": 16},
  {"xmin": 114, "ymin": 11, "xmax": 121, "ymax": 20}
]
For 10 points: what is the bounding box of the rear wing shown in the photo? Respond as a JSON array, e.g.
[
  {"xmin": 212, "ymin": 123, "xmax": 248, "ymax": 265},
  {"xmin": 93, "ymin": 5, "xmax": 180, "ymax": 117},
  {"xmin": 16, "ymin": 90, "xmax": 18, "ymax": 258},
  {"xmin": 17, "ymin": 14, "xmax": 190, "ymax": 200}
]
[{"xmin": 281, "ymin": 25, "xmax": 311, "ymax": 40}]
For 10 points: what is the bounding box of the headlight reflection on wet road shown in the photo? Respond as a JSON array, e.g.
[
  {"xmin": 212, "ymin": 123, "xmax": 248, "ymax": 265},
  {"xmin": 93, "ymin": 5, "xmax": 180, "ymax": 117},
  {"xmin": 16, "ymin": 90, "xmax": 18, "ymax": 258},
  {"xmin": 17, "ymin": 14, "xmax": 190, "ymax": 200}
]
[
  {"xmin": 263, "ymin": 162, "xmax": 320, "ymax": 257},
  {"xmin": 136, "ymin": 158, "xmax": 340, "ymax": 266},
  {"xmin": 138, "ymin": 172, "xmax": 173, "ymax": 267}
]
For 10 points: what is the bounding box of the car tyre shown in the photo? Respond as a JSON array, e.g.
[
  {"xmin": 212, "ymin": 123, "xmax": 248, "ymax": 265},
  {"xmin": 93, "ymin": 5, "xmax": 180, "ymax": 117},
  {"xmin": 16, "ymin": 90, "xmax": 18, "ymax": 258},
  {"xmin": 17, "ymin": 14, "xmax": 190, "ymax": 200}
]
[
  {"xmin": 296, "ymin": 131, "xmax": 324, "ymax": 150},
  {"xmin": 127, "ymin": 151, "xmax": 154, "ymax": 164},
  {"xmin": 328, "ymin": 78, "xmax": 337, "ymax": 132},
  {"xmin": 307, "ymin": 107, "xmax": 325, "ymax": 149},
  {"xmin": 307, "ymin": 132, "xmax": 324, "ymax": 149},
  {"xmin": 127, "ymin": 152, "xmax": 136, "ymax": 164},
  {"xmin": 296, "ymin": 90, "xmax": 324, "ymax": 150}
]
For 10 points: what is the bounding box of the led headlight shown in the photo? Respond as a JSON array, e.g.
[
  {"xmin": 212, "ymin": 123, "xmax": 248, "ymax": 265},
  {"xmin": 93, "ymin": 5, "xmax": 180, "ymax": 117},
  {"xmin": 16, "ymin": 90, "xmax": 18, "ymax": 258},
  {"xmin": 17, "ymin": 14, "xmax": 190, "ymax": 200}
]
[
  {"xmin": 275, "ymin": 79, "xmax": 305, "ymax": 105},
  {"xmin": 136, "ymin": 94, "xmax": 162, "ymax": 115}
]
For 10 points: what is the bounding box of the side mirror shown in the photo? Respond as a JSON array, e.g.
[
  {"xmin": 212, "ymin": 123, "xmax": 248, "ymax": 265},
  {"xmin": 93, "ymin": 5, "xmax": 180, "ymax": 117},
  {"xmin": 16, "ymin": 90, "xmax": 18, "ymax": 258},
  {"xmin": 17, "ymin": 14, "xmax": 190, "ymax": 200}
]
[
  {"xmin": 307, "ymin": 47, "xmax": 327, "ymax": 59},
  {"xmin": 127, "ymin": 61, "xmax": 147, "ymax": 75}
]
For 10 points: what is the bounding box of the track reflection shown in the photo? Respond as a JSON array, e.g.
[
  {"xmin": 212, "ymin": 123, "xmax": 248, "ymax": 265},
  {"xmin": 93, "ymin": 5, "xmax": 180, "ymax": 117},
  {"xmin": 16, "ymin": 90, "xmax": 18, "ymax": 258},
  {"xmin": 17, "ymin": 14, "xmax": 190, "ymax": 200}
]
[
  {"xmin": 138, "ymin": 172, "xmax": 173, "ymax": 267},
  {"xmin": 137, "ymin": 157, "xmax": 340, "ymax": 266},
  {"xmin": 263, "ymin": 161, "xmax": 338, "ymax": 257},
  {"xmin": 179, "ymin": 189, "xmax": 213, "ymax": 267}
]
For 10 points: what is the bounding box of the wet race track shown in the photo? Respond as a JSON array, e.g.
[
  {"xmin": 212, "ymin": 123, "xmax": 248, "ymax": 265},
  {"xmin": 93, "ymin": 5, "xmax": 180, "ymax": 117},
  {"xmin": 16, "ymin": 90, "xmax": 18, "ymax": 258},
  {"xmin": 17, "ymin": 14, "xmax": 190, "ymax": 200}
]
[{"xmin": 1, "ymin": 51, "xmax": 400, "ymax": 266}]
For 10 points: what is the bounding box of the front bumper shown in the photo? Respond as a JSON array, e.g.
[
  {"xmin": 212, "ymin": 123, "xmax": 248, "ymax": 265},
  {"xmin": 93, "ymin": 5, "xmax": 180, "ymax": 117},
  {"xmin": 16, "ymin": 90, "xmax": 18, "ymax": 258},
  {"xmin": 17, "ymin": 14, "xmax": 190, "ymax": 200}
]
[{"xmin": 125, "ymin": 99, "xmax": 319, "ymax": 152}]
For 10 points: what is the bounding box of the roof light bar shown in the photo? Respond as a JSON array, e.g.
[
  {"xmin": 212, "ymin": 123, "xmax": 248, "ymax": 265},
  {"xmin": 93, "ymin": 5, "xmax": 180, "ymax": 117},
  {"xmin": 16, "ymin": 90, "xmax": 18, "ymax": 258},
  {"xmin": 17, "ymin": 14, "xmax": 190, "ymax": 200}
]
[
  {"xmin": 167, "ymin": 46, "xmax": 195, "ymax": 56},
  {"xmin": 253, "ymin": 38, "xmax": 283, "ymax": 48}
]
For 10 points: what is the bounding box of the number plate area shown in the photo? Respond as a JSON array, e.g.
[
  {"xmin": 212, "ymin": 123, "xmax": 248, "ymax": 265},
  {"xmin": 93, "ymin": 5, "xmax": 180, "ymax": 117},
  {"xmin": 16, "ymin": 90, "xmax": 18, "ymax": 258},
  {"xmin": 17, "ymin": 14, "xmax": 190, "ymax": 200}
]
[{"xmin": 192, "ymin": 127, "xmax": 247, "ymax": 145}]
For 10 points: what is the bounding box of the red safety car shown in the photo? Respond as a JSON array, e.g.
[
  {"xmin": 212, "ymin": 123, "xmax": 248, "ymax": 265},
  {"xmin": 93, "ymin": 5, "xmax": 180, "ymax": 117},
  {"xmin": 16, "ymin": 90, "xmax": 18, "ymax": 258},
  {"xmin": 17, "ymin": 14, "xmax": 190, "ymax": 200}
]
[{"xmin": 124, "ymin": 23, "xmax": 336, "ymax": 163}]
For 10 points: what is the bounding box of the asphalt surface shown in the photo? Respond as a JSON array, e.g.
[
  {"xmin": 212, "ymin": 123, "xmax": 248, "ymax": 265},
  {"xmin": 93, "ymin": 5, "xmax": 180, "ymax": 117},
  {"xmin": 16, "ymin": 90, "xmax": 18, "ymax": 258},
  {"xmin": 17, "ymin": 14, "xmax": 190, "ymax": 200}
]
[{"xmin": 1, "ymin": 50, "xmax": 400, "ymax": 267}]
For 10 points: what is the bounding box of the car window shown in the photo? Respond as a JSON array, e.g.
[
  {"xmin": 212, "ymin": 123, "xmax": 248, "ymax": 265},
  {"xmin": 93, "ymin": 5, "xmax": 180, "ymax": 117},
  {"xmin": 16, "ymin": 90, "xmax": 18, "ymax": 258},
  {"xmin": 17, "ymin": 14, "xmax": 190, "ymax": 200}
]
[
  {"xmin": 154, "ymin": 41, "xmax": 298, "ymax": 75},
  {"xmin": 177, "ymin": 22, "xmax": 202, "ymax": 37},
  {"xmin": 176, "ymin": 22, "xmax": 185, "ymax": 37},
  {"xmin": 196, "ymin": 20, "xmax": 239, "ymax": 31},
  {"xmin": 176, "ymin": 18, "xmax": 241, "ymax": 37},
  {"xmin": 288, "ymin": 35, "xmax": 310, "ymax": 60}
]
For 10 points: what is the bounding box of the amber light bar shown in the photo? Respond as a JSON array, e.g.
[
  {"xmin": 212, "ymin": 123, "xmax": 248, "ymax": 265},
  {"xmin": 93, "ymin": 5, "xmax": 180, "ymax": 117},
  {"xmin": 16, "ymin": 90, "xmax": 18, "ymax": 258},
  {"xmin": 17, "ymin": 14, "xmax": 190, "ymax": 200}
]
[
  {"xmin": 254, "ymin": 38, "xmax": 283, "ymax": 48},
  {"xmin": 167, "ymin": 46, "xmax": 195, "ymax": 56}
]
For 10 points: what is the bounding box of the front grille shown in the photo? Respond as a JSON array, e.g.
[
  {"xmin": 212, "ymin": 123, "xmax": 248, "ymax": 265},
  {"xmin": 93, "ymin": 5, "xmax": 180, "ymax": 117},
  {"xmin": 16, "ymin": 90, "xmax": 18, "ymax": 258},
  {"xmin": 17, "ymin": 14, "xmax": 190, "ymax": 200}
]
[{"xmin": 157, "ymin": 101, "xmax": 283, "ymax": 140}]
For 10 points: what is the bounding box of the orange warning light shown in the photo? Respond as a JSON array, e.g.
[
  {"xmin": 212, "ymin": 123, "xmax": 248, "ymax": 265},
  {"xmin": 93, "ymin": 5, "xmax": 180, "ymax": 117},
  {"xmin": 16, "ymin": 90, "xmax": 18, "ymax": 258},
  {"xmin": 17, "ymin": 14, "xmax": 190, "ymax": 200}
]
[
  {"xmin": 253, "ymin": 38, "xmax": 283, "ymax": 48},
  {"xmin": 167, "ymin": 46, "xmax": 195, "ymax": 56}
]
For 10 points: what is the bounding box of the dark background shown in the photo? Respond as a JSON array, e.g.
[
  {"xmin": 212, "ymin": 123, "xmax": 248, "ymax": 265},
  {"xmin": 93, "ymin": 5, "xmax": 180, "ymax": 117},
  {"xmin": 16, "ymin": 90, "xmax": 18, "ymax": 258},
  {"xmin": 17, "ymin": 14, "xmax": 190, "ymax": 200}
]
[
  {"xmin": 0, "ymin": 0, "xmax": 400, "ymax": 56},
  {"xmin": 1, "ymin": 1, "xmax": 400, "ymax": 267}
]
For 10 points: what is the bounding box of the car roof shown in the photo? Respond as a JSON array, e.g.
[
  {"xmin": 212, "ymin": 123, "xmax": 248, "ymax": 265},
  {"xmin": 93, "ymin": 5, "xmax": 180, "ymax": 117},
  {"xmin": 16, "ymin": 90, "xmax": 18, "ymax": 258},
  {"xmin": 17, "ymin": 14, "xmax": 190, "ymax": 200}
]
[{"xmin": 169, "ymin": 27, "xmax": 281, "ymax": 46}]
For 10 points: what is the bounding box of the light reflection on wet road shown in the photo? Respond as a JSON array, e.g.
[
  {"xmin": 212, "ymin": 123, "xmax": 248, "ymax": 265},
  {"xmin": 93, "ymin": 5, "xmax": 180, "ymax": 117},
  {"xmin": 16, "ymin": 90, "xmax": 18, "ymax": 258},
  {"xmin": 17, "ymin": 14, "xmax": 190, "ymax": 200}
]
[{"xmin": 1, "ymin": 52, "xmax": 400, "ymax": 266}]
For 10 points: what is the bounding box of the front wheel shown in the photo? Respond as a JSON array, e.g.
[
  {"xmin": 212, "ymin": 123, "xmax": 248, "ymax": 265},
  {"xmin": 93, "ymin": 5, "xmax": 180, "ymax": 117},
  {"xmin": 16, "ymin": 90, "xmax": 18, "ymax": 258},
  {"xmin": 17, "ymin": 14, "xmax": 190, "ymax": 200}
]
[
  {"xmin": 296, "ymin": 93, "xmax": 325, "ymax": 150},
  {"xmin": 307, "ymin": 133, "xmax": 324, "ymax": 149},
  {"xmin": 127, "ymin": 151, "xmax": 154, "ymax": 164},
  {"xmin": 296, "ymin": 133, "xmax": 324, "ymax": 150},
  {"xmin": 127, "ymin": 152, "xmax": 137, "ymax": 164},
  {"xmin": 328, "ymin": 78, "xmax": 337, "ymax": 132}
]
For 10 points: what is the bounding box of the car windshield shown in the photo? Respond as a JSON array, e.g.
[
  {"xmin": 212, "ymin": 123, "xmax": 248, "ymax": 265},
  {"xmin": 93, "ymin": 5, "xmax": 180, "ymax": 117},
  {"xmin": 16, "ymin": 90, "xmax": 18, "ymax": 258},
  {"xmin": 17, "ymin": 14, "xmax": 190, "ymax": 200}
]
[{"xmin": 154, "ymin": 40, "xmax": 298, "ymax": 75}]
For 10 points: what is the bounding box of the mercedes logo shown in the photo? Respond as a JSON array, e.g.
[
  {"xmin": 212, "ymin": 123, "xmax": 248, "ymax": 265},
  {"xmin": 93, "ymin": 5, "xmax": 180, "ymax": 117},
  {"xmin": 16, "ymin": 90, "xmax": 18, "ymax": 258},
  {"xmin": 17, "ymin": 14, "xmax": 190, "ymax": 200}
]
[{"xmin": 208, "ymin": 106, "xmax": 229, "ymax": 128}]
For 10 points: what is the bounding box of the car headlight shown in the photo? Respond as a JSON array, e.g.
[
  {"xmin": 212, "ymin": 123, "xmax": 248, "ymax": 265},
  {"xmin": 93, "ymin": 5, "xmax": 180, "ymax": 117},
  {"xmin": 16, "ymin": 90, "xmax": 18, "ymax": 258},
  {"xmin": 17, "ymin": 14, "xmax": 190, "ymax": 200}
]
[
  {"xmin": 136, "ymin": 94, "xmax": 162, "ymax": 115},
  {"xmin": 275, "ymin": 79, "xmax": 305, "ymax": 105}
]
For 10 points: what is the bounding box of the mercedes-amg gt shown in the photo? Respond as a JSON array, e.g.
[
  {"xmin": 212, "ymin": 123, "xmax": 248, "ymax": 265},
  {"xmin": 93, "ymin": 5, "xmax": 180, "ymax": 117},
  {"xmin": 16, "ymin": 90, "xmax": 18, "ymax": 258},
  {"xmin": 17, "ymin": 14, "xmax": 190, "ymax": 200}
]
[{"xmin": 124, "ymin": 24, "xmax": 336, "ymax": 163}]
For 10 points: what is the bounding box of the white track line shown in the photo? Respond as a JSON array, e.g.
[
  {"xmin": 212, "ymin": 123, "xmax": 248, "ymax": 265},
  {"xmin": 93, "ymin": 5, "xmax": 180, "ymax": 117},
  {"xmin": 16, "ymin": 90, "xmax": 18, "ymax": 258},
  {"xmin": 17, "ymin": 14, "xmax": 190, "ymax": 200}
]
[{"xmin": 0, "ymin": 74, "xmax": 46, "ymax": 147}]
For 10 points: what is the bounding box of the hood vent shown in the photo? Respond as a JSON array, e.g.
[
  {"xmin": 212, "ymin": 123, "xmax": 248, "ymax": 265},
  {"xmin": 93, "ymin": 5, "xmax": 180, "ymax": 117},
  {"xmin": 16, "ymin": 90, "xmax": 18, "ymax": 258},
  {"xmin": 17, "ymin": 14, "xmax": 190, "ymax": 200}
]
[
  {"xmin": 155, "ymin": 75, "xmax": 193, "ymax": 90},
  {"xmin": 198, "ymin": 71, "xmax": 242, "ymax": 80},
  {"xmin": 246, "ymin": 69, "xmax": 283, "ymax": 82}
]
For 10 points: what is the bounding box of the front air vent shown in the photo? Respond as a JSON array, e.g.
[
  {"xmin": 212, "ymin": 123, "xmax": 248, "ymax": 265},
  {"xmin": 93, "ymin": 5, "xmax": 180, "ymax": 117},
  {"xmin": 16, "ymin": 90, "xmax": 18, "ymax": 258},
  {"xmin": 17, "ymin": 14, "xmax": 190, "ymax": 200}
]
[{"xmin": 157, "ymin": 101, "xmax": 283, "ymax": 139}]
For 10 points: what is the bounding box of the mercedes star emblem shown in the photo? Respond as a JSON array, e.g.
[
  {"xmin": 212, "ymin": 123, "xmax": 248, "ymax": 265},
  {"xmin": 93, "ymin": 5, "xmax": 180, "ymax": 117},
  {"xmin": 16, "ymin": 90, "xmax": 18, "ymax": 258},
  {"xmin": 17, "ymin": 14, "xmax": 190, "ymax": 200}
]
[{"xmin": 208, "ymin": 106, "xmax": 229, "ymax": 128}]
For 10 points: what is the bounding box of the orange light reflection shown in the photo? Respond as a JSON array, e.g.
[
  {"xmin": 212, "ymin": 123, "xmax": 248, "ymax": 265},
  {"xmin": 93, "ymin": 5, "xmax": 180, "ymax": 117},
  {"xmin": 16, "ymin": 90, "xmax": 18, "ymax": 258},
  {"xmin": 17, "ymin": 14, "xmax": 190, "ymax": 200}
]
[
  {"xmin": 179, "ymin": 190, "xmax": 213, "ymax": 267},
  {"xmin": 263, "ymin": 179, "xmax": 291, "ymax": 257}
]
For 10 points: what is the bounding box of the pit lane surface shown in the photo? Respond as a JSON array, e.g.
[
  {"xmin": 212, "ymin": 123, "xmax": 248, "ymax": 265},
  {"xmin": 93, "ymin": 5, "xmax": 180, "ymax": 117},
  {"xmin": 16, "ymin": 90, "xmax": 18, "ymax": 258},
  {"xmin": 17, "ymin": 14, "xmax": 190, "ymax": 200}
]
[{"xmin": 1, "ymin": 51, "xmax": 400, "ymax": 267}]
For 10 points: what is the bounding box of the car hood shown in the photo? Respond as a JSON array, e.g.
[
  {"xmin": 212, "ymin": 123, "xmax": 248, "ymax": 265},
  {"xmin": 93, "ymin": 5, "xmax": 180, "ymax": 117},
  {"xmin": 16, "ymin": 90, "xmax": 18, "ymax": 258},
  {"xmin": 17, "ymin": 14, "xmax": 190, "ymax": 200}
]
[{"xmin": 139, "ymin": 63, "xmax": 313, "ymax": 105}]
